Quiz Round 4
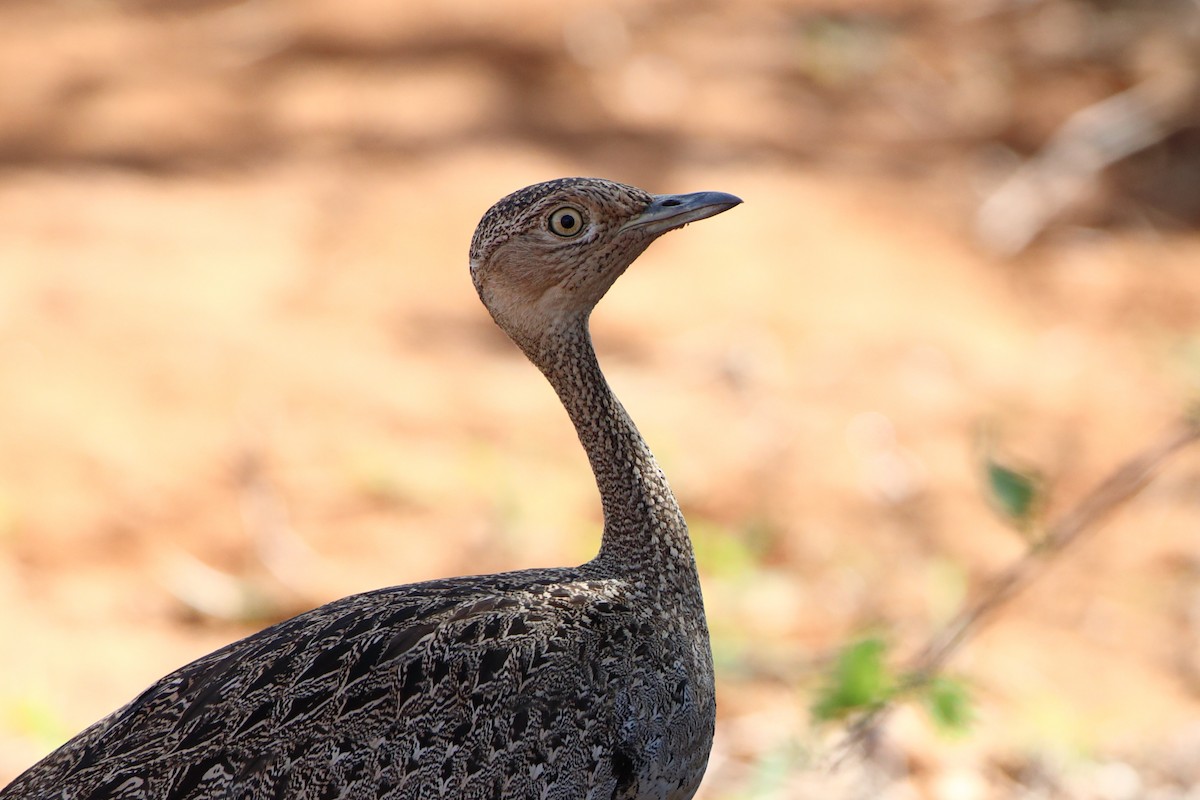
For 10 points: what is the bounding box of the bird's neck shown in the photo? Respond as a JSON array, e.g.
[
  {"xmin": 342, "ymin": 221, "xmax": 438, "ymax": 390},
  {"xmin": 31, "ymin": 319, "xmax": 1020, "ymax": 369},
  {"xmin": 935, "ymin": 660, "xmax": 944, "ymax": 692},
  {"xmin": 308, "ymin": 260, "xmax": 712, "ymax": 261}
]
[{"xmin": 530, "ymin": 320, "xmax": 700, "ymax": 594}]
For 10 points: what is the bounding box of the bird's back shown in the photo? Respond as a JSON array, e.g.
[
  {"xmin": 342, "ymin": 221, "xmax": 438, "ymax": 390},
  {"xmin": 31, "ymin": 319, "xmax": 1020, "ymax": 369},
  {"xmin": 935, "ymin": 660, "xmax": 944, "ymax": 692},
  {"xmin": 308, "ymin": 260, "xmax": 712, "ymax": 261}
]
[{"xmin": 3, "ymin": 564, "xmax": 714, "ymax": 800}]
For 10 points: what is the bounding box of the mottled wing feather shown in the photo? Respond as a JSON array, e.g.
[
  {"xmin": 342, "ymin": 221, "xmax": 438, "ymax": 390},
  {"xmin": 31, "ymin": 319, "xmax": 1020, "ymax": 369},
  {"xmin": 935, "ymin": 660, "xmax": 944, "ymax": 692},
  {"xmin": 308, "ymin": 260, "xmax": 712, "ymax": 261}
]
[{"xmin": 2, "ymin": 568, "xmax": 646, "ymax": 800}]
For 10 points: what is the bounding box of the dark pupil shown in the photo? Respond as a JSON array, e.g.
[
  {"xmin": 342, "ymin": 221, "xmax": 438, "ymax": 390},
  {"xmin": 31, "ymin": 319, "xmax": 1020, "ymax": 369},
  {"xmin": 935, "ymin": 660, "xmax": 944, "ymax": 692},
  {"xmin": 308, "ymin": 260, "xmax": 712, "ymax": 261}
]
[{"xmin": 558, "ymin": 213, "xmax": 576, "ymax": 230}]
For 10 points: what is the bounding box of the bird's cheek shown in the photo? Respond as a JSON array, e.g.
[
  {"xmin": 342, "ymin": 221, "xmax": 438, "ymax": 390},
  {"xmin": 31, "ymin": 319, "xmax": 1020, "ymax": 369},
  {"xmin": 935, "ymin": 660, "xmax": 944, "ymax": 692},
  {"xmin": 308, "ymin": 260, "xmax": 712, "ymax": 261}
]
[{"xmin": 533, "ymin": 284, "xmax": 586, "ymax": 317}]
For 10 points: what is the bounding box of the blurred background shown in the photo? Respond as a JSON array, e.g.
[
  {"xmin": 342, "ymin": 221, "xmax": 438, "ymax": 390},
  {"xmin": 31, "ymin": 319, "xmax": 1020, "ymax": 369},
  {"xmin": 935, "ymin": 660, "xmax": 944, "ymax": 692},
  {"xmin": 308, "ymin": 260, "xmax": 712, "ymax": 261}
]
[{"xmin": 1, "ymin": 0, "xmax": 1199, "ymax": 796}]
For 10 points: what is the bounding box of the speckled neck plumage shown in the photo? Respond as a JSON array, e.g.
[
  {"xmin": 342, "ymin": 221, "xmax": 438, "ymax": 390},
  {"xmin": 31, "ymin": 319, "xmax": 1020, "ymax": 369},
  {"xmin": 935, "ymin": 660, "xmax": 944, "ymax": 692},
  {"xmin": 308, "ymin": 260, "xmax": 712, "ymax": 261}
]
[{"xmin": 534, "ymin": 319, "xmax": 696, "ymax": 591}]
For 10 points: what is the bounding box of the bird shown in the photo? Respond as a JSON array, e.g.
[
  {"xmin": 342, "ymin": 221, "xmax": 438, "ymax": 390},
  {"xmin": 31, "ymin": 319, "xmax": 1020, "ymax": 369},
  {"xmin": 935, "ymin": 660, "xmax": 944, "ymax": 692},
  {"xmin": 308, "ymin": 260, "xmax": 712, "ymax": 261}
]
[{"xmin": 1, "ymin": 177, "xmax": 742, "ymax": 800}]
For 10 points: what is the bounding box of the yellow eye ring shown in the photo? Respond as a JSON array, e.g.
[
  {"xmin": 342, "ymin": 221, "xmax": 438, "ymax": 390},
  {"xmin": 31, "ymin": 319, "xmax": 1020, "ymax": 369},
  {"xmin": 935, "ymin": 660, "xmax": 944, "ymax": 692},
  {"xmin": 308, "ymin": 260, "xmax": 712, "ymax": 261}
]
[{"xmin": 548, "ymin": 206, "xmax": 586, "ymax": 238}]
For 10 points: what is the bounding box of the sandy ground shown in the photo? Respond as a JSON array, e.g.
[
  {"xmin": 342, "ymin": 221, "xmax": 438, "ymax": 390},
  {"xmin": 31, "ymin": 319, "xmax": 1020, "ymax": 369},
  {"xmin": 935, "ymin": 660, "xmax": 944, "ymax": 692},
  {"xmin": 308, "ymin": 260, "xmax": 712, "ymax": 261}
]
[{"xmin": 1, "ymin": 2, "xmax": 1199, "ymax": 797}]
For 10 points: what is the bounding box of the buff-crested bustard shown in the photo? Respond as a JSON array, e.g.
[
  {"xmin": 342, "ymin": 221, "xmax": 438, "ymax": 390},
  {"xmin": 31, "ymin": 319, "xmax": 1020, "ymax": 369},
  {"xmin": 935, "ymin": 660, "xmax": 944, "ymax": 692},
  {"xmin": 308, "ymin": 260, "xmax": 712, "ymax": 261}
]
[{"xmin": 1, "ymin": 177, "xmax": 742, "ymax": 800}]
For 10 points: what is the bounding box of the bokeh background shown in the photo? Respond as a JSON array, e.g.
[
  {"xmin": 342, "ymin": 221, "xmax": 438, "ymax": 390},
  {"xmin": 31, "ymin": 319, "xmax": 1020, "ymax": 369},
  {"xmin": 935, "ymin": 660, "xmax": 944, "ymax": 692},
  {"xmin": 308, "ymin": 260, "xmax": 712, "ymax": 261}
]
[{"xmin": 2, "ymin": 1, "xmax": 1199, "ymax": 797}]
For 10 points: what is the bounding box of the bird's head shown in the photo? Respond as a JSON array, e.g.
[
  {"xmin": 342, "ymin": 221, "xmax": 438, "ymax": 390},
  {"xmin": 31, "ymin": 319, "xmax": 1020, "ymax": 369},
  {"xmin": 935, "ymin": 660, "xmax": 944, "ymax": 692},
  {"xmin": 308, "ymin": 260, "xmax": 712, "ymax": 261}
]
[{"xmin": 469, "ymin": 177, "xmax": 741, "ymax": 352}]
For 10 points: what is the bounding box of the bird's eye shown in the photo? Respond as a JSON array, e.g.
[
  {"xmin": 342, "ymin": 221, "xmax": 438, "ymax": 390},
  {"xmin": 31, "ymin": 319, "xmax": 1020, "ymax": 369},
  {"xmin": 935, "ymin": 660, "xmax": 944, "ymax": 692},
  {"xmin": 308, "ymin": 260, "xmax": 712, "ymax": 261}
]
[{"xmin": 547, "ymin": 206, "xmax": 586, "ymax": 238}]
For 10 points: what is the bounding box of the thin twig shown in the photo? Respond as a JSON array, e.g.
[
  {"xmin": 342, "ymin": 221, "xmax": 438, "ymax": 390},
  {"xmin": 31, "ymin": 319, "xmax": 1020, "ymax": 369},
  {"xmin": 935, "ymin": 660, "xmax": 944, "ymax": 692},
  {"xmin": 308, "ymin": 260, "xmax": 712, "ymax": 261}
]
[
  {"xmin": 833, "ymin": 414, "xmax": 1200, "ymax": 762},
  {"xmin": 975, "ymin": 67, "xmax": 1198, "ymax": 255}
]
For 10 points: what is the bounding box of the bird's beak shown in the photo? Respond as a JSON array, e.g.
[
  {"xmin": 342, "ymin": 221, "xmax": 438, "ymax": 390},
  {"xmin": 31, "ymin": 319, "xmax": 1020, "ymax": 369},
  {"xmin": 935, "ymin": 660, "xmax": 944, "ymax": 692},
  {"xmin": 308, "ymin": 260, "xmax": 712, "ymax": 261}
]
[{"xmin": 620, "ymin": 190, "xmax": 743, "ymax": 236}]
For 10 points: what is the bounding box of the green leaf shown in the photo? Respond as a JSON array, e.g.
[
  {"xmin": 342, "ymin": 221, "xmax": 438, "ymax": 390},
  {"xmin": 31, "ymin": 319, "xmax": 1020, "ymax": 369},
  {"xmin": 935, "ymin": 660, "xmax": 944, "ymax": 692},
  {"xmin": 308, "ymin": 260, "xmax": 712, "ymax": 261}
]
[
  {"xmin": 922, "ymin": 676, "xmax": 973, "ymax": 734},
  {"xmin": 812, "ymin": 637, "xmax": 894, "ymax": 722},
  {"xmin": 985, "ymin": 459, "xmax": 1042, "ymax": 525}
]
